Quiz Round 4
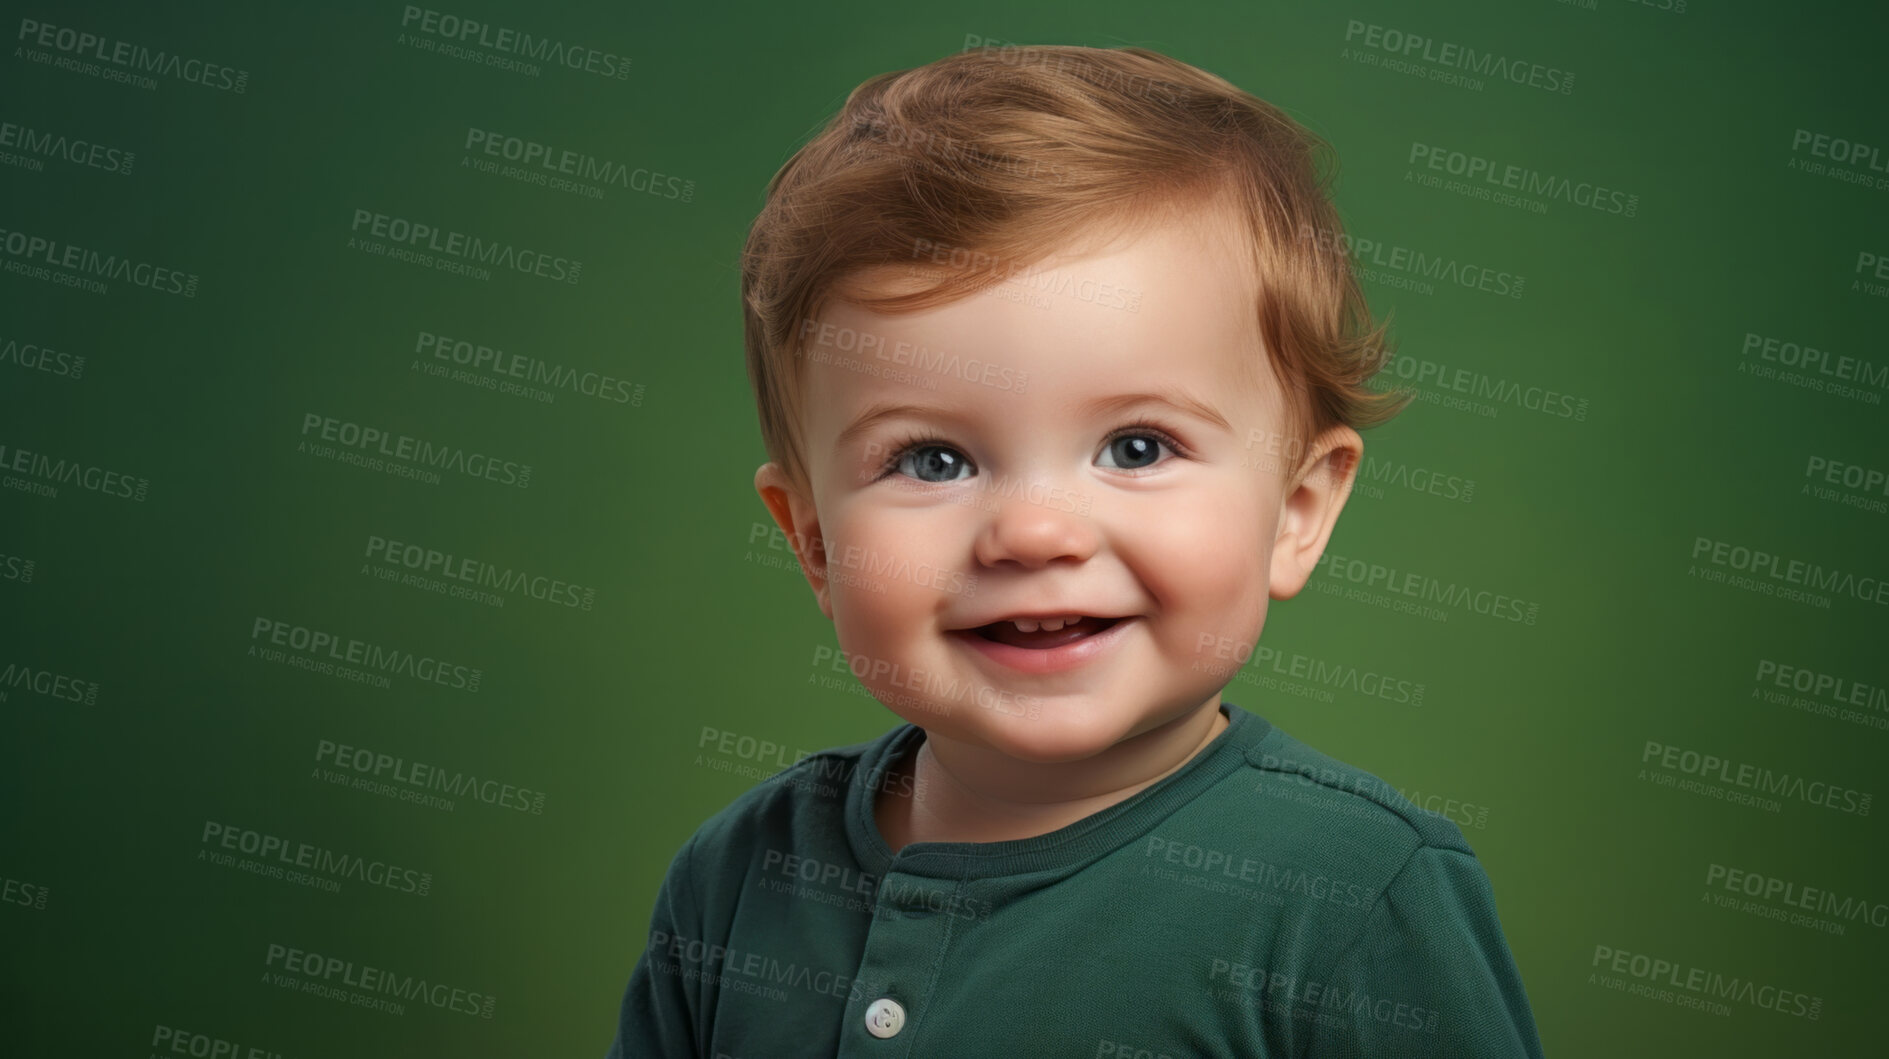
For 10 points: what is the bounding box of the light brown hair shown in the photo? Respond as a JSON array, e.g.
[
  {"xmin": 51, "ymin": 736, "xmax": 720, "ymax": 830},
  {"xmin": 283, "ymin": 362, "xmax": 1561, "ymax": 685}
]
[{"xmin": 741, "ymin": 43, "xmax": 1407, "ymax": 495}]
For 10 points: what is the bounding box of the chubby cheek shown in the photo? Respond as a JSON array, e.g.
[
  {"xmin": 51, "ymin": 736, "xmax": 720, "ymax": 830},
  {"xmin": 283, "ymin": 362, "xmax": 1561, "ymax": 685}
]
[
  {"xmin": 1134, "ymin": 478, "xmax": 1273, "ymax": 657},
  {"xmin": 820, "ymin": 503, "xmax": 955, "ymax": 672}
]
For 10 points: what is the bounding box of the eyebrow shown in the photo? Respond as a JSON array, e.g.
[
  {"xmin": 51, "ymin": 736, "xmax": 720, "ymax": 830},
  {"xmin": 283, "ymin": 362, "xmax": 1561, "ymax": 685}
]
[{"xmin": 832, "ymin": 388, "xmax": 1233, "ymax": 455}]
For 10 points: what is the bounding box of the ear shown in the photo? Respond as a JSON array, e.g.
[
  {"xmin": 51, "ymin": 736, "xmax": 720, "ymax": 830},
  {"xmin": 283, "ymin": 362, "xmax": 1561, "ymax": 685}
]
[
  {"xmin": 1268, "ymin": 425, "xmax": 1363, "ymax": 600},
  {"xmin": 754, "ymin": 462, "xmax": 833, "ymax": 620}
]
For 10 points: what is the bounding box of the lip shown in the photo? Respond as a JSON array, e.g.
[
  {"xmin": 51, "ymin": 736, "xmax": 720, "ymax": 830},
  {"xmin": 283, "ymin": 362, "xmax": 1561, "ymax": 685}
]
[
  {"xmin": 947, "ymin": 616, "xmax": 1137, "ymax": 675},
  {"xmin": 951, "ymin": 611, "xmax": 1131, "ymax": 630}
]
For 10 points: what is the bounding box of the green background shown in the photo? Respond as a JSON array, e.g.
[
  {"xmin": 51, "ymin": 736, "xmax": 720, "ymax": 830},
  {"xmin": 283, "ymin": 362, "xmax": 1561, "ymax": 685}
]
[{"xmin": 3, "ymin": 0, "xmax": 1884, "ymax": 1055}]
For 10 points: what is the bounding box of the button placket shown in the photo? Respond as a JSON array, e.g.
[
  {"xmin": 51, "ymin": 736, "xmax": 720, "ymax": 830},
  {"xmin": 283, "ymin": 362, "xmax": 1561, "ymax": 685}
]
[{"xmin": 837, "ymin": 869, "xmax": 960, "ymax": 1055}]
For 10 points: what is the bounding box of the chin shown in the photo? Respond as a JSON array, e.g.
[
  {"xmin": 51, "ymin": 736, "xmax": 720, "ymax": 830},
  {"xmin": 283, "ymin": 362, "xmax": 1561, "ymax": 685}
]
[
  {"xmin": 983, "ymin": 738, "xmax": 1120, "ymax": 766},
  {"xmin": 957, "ymin": 707, "xmax": 1142, "ymax": 765}
]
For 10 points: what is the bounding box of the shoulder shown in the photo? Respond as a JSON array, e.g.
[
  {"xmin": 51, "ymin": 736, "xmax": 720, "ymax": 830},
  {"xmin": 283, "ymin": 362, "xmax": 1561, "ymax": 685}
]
[
  {"xmin": 1234, "ymin": 721, "xmax": 1476, "ymax": 861},
  {"xmin": 1206, "ymin": 721, "xmax": 1520, "ymax": 971},
  {"xmin": 1168, "ymin": 719, "xmax": 1483, "ymax": 921},
  {"xmin": 1139, "ymin": 715, "xmax": 1491, "ymax": 938},
  {"xmin": 678, "ymin": 726, "xmax": 895, "ymax": 875}
]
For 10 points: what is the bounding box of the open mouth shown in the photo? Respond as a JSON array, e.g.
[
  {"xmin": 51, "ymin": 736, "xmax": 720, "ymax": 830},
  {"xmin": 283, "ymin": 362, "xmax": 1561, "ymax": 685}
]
[{"xmin": 969, "ymin": 616, "xmax": 1124, "ymax": 650}]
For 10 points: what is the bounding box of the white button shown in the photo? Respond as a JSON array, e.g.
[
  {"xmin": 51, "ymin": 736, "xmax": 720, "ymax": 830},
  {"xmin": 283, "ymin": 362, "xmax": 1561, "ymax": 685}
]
[{"xmin": 864, "ymin": 997, "xmax": 906, "ymax": 1038}]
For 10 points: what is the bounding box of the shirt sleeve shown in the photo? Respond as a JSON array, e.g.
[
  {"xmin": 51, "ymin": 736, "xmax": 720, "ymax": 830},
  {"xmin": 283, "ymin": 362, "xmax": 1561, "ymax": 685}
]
[
  {"xmin": 1304, "ymin": 843, "xmax": 1544, "ymax": 1059},
  {"xmin": 606, "ymin": 831, "xmax": 703, "ymax": 1059}
]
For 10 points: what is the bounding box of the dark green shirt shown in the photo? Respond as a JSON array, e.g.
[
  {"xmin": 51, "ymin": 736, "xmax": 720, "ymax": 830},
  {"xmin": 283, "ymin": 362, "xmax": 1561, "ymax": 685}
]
[{"xmin": 606, "ymin": 701, "xmax": 1544, "ymax": 1057}]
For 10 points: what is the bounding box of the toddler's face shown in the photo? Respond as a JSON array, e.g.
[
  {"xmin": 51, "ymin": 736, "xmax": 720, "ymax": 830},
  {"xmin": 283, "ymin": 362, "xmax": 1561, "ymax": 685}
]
[{"xmin": 758, "ymin": 203, "xmax": 1359, "ymax": 764}]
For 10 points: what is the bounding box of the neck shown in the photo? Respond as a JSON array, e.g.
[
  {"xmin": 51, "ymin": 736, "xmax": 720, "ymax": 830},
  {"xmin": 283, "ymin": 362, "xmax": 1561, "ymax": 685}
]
[{"xmin": 879, "ymin": 698, "xmax": 1229, "ymax": 851}]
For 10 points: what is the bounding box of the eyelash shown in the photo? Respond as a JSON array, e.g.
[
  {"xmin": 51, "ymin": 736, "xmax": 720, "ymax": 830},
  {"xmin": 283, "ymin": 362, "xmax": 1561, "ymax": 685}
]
[{"xmin": 874, "ymin": 417, "xmax": 1192, "ymax": 480}]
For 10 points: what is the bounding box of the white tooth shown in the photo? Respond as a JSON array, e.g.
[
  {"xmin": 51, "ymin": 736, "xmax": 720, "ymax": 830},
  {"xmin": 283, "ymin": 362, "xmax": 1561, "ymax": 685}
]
[{"xmin": 1010, "ymin": 616, "xmax": 1083, "ymax": 632}]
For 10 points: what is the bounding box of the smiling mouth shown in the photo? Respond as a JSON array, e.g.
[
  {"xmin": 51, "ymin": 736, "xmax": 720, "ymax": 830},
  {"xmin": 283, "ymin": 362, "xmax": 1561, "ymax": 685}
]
[{"xmin": 967, "ymin": 616, "xmax": 1124, "ymax": 649}]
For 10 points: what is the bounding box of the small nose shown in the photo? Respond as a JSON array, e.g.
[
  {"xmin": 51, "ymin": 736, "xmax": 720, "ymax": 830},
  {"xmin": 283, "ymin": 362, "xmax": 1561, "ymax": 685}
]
[{"xmin": 971, "ymin": 482, "xmax": 1099, "ymax": 569}]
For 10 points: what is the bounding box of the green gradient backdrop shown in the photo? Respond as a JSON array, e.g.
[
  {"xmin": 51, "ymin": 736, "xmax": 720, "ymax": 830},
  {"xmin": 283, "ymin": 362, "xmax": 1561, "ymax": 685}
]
[{"xmin": 4, "ymin": 0, "xmax": 1885, "ymax": 1055}]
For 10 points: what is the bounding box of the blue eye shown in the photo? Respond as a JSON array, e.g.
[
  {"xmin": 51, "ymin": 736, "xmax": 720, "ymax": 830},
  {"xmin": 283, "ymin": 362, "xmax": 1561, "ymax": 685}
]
[
  {"xmin": 877, "ymin": 419, "xmax": 1187, "ymax": 484},
  {"xmin": 894, "ymin": 443, "xmax": 973, "ymax": 483},
  {"xmin": 1098, "ymin": 434, "xmax": 1165, "ymax": 470}
]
